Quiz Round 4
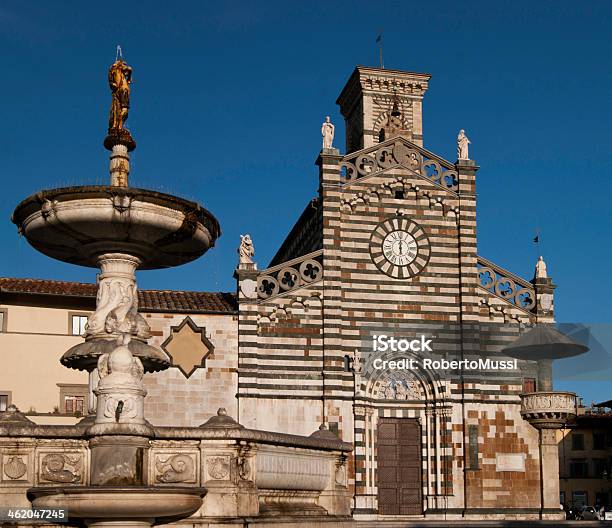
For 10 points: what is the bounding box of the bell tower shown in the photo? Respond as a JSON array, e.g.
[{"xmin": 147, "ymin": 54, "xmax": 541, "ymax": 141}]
[{"xmin": 336, "ymin": 66, "xmax": 431, "ymax": 153}]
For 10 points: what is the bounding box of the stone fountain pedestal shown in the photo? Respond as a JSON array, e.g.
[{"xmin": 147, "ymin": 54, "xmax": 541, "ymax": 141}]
[{"xmin": 11, "ymin": 133, "xmax": 220, "ymax": 526}]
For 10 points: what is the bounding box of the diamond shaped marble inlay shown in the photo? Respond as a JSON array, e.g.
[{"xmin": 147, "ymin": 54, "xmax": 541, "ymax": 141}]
[{"xmin": 161, "ymin": 317, "xmax": 214, "ymax": 378}]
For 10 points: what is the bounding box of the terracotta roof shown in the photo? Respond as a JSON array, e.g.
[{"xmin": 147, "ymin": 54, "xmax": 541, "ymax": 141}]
[
  {"xmin": 0, "ymin": 277, "xmax": 97, "ymax": 297},
  {"xmin": 0, "ymin": 277, "xmax": 237, "ymax": 314}
]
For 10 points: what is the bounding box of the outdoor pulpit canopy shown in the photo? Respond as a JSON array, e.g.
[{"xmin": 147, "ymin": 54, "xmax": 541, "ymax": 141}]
[
  {"xmin": 502, "ymin": 324, "xmax": 589, "ymax": 391},
  {"xmin": 502, "ymin": 324, "xmax": 589, "ymax": 360}
]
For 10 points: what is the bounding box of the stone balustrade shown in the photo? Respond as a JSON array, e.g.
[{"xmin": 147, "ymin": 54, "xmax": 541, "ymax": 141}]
[
  {"xmin": 520, "ymin": 391, "xmax": 576, "ymax": 429},
  {"xmin": 477, "ymin": 256, "xmax": 536, "ymax": 312},
  {"xmin": 257, "ymin": 249, "xmax": 323, "ymax": 300}
]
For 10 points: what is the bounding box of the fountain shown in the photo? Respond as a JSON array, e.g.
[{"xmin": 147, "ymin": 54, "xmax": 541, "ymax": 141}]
[
  {"xmin": 11, "ymin": 53, "xmax": 214, "ymax": 527},
  {"xmin": 2, "ymin": 53, "xmax": 352, "ymax": 528}
]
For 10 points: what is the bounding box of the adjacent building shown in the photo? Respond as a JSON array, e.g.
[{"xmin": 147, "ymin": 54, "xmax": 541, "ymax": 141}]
[{"xmin": 559, "ymin": 402, "xmax": 612, "ymax": 509}]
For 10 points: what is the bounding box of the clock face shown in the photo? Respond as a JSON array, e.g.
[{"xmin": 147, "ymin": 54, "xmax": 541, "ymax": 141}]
[
  {"xmin": 370, "ymin": 217, "xmax": 430, "ymax": 279},
  {"xmin": 382, "ymin": 230, "xmax": 418, "ymax": 266}
]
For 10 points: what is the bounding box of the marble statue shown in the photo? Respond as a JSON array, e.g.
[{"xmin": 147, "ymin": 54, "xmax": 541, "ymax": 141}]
[
  {"xmin": 97, "ymin": 334, "xmax": 144, "ymax": 384},
  {"xmin": 108, "ymin": 59, "xmax": 133, "ymax": 133},
  {"xmin": 457, "ymin": 129, "xmax": 471, "ymax": 160},
  {"xmin": 352, "ymin": 353, "xmax": 362, "ymax": 374},
  {"xmin": 90, "ymin": 333, "xmax": 149, "ymax": 436},
  {"xmin": 322, "ymin": 116, "xmax": 335, "ymax": 149},
  {"xmin": 535, "ymin": 256, "xmax": 547, "ymax": 279},
  {"xmin": 85, "ymin": 254, "xmax": 150, "ymax": 340},
  {"xmin": 382, "ymin": 381, "xmax": 395, "ymax": 399},
  {"xmin": 238, "ymin": 234, "xmax": 255, "ymax": 265}
]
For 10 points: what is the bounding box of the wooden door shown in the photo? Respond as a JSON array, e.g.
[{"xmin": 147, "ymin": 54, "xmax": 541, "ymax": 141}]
[{"xmin": 377, "ymin": 418, "xmax": 422, "ymax": 515}]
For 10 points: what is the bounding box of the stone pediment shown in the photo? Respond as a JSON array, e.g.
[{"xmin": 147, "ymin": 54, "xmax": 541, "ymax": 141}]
[{"xmin": 340, "ymin": 136, "xmax": 459, "ymax": 195}]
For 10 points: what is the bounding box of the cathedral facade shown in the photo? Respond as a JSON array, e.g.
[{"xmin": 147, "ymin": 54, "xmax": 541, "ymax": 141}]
[{"xmin": 230, "ymin": 66, "xmax": 559, "ymax": 519}]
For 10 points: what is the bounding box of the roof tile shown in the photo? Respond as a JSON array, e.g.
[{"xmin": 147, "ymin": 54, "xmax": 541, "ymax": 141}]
[{"xmin": 0, "ymin": 277, "xmax": 237, "ymax": 314}]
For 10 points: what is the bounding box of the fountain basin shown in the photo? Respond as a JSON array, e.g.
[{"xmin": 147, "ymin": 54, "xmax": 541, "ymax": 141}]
[
  {"xmin": 62, "ymin": 336, "xmax": 169, "ymax": 372},
  {"xmin": 28, "ymin": 486, "xmax": 205, "ymax": 527},
  {"xmin": 12, "ymin": 186, "xmax": 220, "ymax": 270}
]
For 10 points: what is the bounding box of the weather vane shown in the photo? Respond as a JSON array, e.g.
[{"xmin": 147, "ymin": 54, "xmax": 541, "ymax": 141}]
[{"xmin": 376, "ymin": 31, "xmax": 384, "ymax": 69}]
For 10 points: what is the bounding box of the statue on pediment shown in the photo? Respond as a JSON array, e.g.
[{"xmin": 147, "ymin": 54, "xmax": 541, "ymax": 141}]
[
  {"xmin": 535, "ymin": 256, "xmax": 548, "ymax": 279},
  {"xmin": 457, "ymin": 129, "xmax": 471, "ymax": 160},
  {"xmin": 322, "ymin": 116, "xmax": 335, "ymax": 149},
  {"xmin": 238, "ymin": 234, "xmax": 255, "ymax": 265}
]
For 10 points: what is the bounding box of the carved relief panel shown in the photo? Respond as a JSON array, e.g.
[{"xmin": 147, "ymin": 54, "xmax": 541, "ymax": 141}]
[
  {"xmin": 37, "ymin": 452, "xmax": 84, "ymax": 485},
  {"xmin": 149, "ymin": 447, "xmax": 200, "ymax": 486},
  {"xmin": 205, "ymin": 455, "xmax": 231, "ymax": 481},
  {"xmin": 1, "ymin": 453, "xmax": 30, "ymax": 485}
]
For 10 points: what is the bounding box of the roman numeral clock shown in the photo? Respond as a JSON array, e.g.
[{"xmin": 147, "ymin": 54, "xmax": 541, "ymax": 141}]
[{"xmin": 369, "ymin": 216, "xmax": 431, "ymax": 279}]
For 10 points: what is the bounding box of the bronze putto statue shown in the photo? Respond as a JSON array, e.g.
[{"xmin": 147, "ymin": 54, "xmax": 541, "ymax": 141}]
[
  {"xmin": 108, "ymin": 59, "xmax": 132, "ymax": 132},
  {"xmin": 104, "ymin": 51, "xmax": 136, "ymax": 152}
]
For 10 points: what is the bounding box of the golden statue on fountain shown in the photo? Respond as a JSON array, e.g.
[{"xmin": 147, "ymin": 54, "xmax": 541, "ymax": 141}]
[
  {"xmin": 104, "ymin": 48, "xmax": 135, "ymax": 186},
  {"xmin": 108, "ymin": 59, "xmax": 132, "ymax": 131},
  {"xmin": 104, "ymin": 48, "xmax": 136, "ymax": 153}
]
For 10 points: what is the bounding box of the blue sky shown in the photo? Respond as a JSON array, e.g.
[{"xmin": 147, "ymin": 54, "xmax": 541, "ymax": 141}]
[{"xmin": 1, "ymin": 1, "xmax": 611, "ymax": 401}]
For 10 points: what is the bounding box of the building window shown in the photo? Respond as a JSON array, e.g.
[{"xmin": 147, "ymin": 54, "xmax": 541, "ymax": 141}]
[
  {"xmin": 0, "ymin": 393, "xmax": 10, "ymax": 412},
  {"xmin": 560, "ymin": 491, "xmax": 566, "ymax": 506},
  {"xmin": 593, "ymin": 432, "xmax": 605, "ymax": 450},
  {"xmin": 569, "ymin": 459, "xmax": 588, "ymax": 478},
  {"xmin": 572, "ymin": 491, "xmax": 587, "ymax": 507},
  {"xmin": 593, "ymin": 458, "xmax": 607, "ymax": 478},
  {"xmin": 57, "ymin": 384, "xmax": 88, "ymax": 415},
  {"xmin": 522, "ymin": 377, "xmax": 536, "ymax": 393},
  {"xmin": 572, "ymin": 433, "xmax": 585, "ymax": 450},
  {"xmin": 0, "ymin": 308, "xmax": 6, "ymax": 332},
  {"xmin": 70, "ymin": 315, "xmax": 88, "ymax": 336},
  {"xmin": 64, "ymin": 396, "xmax": 84, "ymax": 415},
  {"xmin": 468, "ymin": 424, "xmax": 479, "ymax": 469}
]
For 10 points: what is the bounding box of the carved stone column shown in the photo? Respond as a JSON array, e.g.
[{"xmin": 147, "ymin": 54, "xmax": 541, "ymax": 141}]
[
  {"xmin": 88, "ymin": 336, "xmax": 150, "ymax": 437},
  {"xmin": 81, "ymin": 253, "xmax": 151, "ymax": 420},
  {"xmin": 87, "ymin": 336, "xmax": 154, "ymax": 486},
  {"xmin": 521, "ymin": 391, "xmax": 576, "ymax": 520},
  {"xmin": 86, "ymin": 253, "xmax": 150, "ymax": 341},
  {"xmin": 109, "ymin": 144, "xmax": 130, "ymax": 187}
]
